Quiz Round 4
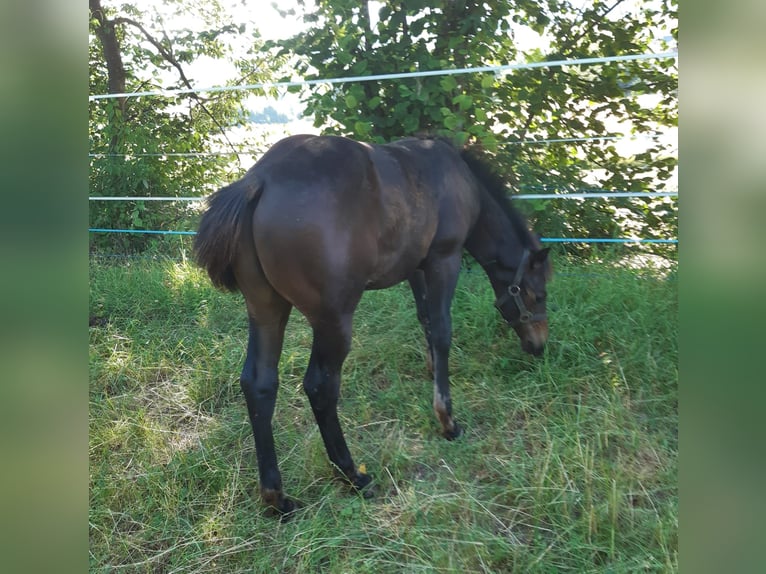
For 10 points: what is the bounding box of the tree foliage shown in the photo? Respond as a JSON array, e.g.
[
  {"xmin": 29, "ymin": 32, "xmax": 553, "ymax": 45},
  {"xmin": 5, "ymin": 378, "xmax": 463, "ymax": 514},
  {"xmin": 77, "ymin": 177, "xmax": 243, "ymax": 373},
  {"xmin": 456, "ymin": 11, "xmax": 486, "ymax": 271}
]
[
  {"xmin": 89, "ymin": 0, "xmax": 678, "ymax": 256},
  {"xmin": 89, "ymin": 0, "xmax": 277, "ymax": 251},
  {"xmin": 274, "ymin": 0, "xmax": 678, "ymax": 255}
]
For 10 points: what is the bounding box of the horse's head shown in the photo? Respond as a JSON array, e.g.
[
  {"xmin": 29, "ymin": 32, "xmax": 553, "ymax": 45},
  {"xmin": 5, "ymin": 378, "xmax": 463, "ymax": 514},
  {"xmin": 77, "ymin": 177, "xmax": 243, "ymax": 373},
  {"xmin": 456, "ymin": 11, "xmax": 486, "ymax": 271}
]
[{"xmin": 491, "ymin": 247, "xmax": 552, "ymax": 356}]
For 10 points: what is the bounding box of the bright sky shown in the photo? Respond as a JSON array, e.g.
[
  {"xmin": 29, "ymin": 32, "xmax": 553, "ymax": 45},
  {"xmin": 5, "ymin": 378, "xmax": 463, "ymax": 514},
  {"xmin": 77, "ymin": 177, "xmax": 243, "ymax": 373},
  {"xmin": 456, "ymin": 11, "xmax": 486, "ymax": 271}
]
[{"xmin": 119, "ymin": 0, "xmax": 307, "ymax": 114}]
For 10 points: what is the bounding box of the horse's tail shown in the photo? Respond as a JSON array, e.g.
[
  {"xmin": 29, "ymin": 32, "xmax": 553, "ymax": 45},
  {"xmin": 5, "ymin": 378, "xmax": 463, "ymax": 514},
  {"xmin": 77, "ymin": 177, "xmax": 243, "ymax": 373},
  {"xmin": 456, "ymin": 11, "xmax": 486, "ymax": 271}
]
[{"xmin": 193, "ymin": 176, "xmax": 263, "ymax": 292}]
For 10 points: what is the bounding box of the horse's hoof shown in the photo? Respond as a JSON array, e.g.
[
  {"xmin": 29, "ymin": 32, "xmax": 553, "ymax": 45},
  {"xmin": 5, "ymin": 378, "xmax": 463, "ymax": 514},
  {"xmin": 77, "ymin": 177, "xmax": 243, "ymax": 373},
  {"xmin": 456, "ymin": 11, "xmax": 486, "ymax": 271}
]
[
  {"xmin": 277, "ymin": 497, "xmax": 300, "ymax": 522},
  {"xmin": 261, "ymin": 488, "xmax": 300, "ymax": 520},
  {"xmin": 442, "ymin": 422, "xmax": 463, "ymax": 441},
  {"xmin": 267, "ymin": 497, "xmax": 301, "ymax": 522},
  {"xmin": 356, "ymin": 472, "xmax": 376, "ymax": 498}
]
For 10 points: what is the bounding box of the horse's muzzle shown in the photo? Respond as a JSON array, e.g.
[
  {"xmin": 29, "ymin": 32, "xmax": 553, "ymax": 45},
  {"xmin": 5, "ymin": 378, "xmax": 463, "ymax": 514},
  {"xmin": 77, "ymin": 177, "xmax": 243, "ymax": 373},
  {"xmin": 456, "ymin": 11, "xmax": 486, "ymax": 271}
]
[
  {"xmin": 522, "ymin": 339, "xmax": 545, "ymax": 357},
  {"xmin": 516, "ymin": 319, "xmax": 548, "ymax": 357}
]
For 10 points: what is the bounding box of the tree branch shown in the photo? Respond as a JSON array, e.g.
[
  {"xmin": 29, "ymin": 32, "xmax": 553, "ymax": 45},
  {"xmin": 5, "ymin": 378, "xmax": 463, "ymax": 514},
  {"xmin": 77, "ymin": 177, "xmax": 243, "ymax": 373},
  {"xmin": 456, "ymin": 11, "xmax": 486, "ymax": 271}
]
[
  {"xmin": 515, "ymin": 0, "xmax": 628, "ymax": 144},
  {"xmin": 113, "ymin": 16, "xmax": 241, "ymax": 161},
  {"xmin": 90, "ymin": 0, "xmax": 127, "ymax": 114}
]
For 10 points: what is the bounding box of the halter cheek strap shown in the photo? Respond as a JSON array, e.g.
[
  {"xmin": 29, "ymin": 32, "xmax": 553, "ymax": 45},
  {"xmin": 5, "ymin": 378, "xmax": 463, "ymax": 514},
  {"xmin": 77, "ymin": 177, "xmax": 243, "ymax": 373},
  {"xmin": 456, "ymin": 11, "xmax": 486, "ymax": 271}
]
[{"xmin": 494, "ymin": 249, "xmax": 547, "ymax": 326}]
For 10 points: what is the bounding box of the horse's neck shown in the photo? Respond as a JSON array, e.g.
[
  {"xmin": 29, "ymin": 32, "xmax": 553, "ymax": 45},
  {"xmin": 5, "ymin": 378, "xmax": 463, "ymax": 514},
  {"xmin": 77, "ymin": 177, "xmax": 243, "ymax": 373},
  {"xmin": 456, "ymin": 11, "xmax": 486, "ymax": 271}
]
[{"xmin": 464, "ymin": 193, "xmax": 519, "ymax": 265}]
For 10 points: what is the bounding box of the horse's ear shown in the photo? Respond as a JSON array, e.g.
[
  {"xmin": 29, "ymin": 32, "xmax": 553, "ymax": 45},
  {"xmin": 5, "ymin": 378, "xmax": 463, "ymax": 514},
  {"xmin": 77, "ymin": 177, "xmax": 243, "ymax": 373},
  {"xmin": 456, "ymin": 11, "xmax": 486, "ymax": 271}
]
[{"xmin": 531, "ymin": 247, "xmax": 550, "ymax": 266}]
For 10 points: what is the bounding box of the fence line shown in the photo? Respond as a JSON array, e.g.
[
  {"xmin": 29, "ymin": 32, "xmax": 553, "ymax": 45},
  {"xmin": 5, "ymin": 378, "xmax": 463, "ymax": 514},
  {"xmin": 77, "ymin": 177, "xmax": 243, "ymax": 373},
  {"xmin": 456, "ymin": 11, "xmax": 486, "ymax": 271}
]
[
  {"xmin": 89, "ymin": 228, "xmax": 197, "ymax": 236},
  {"xmin": 512, "ymin": 192, "xmax": 676, "ymax": 200},
  {"xmin": 89, "ymin": 152, "xmax": 244, "ymax": 158},
  {"xmin": 505, "ymin": 134, "xmax": 666, "ymax": 145},
  {"xmin": 88, "ymin": 191, "xmax": 677, "ymax": 202},
  {"xmin": 89, "ymin": 50, "xmax": 677, "ymax": 246},
  {"xmin": 88, "ymin": 132, "xmax": 671, "ymax": 158},
  {"xmin": 540, "ymin": 238, "xmax": 676, "ymax": 244},
  {"xmin": 88, "ymin": 51, "xmax": 677, "ymax": 101},
  {"xmin": 87, "ymin": 228, "xmax": 676, "ymax": 244},
  {"xmin": 90, "ymin": 197, "xmax": 205, "ymax": 202}
]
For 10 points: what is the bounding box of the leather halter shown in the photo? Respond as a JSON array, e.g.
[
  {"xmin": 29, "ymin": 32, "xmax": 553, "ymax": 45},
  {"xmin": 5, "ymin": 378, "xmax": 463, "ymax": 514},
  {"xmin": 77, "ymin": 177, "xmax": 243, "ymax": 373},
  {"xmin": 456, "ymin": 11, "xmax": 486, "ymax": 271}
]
[{"xmin": 493, "ymin": 249, "xmax": 547, "ymax": 326}]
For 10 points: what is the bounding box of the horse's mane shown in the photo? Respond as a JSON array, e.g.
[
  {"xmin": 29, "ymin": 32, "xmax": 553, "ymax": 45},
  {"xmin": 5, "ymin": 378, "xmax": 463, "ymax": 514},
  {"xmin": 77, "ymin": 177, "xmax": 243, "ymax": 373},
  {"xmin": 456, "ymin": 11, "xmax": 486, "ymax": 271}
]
[{"xmin": 459, "ymin": 146, "xmax": 537, "ymax": 249}]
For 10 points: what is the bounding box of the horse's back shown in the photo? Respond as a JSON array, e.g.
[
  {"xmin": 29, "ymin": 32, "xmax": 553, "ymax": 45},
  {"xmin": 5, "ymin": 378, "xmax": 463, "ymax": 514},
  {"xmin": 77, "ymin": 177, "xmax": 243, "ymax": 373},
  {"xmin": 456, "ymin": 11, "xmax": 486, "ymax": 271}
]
[
  {"xmin": 236, "ymin": 135, "xmax": 477, "ymax": 319},
  {"xmin": 379, "ymin": 138, "xmax": 482, "ymax": 257}
]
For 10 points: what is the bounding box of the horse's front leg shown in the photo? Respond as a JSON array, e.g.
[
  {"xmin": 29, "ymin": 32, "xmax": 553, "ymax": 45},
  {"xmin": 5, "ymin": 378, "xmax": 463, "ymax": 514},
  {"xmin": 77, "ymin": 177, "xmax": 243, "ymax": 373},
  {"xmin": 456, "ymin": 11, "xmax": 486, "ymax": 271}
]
[
  {"xmin": 421, "ymin": 254, "xmax": 463, "ymax": 440},
  {"xmin": 408, "ymin": 269, "xmax": 434, "ymax": 375},
  {"xmin": 303, "ymin": 312, "xmax": 373, "ymax": 495}
]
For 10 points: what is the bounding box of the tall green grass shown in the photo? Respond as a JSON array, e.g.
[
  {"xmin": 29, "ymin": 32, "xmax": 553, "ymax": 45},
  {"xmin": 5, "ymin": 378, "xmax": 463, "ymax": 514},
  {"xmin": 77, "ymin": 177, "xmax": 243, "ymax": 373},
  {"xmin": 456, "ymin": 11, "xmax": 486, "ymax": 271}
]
[{"xmin": 89, "ymin": 251, "xmax": 677, "ymax": 572}]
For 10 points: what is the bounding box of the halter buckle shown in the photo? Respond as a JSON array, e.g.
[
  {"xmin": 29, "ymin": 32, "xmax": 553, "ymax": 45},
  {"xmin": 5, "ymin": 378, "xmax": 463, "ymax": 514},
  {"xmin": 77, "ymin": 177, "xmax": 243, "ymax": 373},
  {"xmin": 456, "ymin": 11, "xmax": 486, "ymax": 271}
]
[{"xmin": 495, "ymin": 249, "xmax": 546, "ymax": 327}]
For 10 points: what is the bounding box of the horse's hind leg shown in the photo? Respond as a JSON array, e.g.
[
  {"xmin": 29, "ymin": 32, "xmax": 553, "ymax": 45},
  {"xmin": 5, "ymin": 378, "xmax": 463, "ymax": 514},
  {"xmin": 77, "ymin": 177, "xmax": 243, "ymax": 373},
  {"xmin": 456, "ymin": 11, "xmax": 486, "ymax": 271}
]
[
  {"xmin": 303, "ymin": 312, "xmax": 372, "ymax": 495},
  {"xmin": 240, "ymin": 309, "xmax": 294, "ymax": 514},
  {"xmin": 236, "ymin": 264, "xmax": 294, "ymax": 514}
]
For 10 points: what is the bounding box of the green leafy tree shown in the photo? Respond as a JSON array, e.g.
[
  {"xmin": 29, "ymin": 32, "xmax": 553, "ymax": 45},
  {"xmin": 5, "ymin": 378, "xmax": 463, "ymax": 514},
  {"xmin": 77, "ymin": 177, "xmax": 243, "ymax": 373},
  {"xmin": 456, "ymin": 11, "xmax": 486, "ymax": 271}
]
[
  {"xmin": 89, "ymin": 0, "xmax": 280, "ymax": 252},
  {"xmin": 273, "ymin": 0, "xmax": 678, "ymax": 255}
]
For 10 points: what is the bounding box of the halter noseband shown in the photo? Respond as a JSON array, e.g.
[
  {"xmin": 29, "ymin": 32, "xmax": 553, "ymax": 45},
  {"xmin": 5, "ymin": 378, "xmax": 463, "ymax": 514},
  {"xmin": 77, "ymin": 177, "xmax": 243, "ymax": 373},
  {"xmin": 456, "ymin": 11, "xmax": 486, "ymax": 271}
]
[{"xmin": 493, "ymin": 249, "xmax": 547, "ymax": 326}]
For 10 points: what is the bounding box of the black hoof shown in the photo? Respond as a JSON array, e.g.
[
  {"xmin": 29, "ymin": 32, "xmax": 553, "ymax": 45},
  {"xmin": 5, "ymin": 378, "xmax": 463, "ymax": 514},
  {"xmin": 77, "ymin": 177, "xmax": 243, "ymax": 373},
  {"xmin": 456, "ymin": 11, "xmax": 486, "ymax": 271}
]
[
  {"xmin": 261, "ymin": 488, "xmax": 300, "ymax": 520},
  {"xmin": 268, "ymin": 497, "xmax": 301, "ymax": 522},
  {"xmin": 277, "ymin": 498, "xmax": 300, "ymax": 522},
  {"xmin": 280, "ymin": 496, "xmax": 298, "ymax": 513},
  {"xmin": 352, "ymin": 471, "xmax": 375, "ymax": 499},
  {"xmin": 442, "ymin": 422, "xmax": 463, "ymax": 441}
]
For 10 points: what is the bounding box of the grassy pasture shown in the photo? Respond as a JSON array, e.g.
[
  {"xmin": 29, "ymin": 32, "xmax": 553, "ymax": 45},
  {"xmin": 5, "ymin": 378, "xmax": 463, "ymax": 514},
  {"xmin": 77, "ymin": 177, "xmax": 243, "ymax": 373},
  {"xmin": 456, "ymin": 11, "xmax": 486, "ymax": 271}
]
[{"xmin": 89, "ymin": 251, "xmax": 677, "ymax": 573}]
